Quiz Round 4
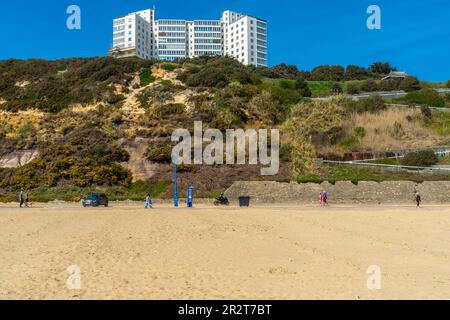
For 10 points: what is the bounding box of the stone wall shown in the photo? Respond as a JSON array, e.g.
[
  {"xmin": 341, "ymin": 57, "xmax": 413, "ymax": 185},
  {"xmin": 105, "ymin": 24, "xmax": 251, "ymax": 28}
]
[{"xmin": 224, "ymin": 181, "xmax": 450, "ymax": 204}]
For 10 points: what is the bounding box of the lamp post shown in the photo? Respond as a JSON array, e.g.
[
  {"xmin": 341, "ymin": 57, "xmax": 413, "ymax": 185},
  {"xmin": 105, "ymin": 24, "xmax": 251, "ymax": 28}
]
[{"xmin": 173, "ymin": 155, "xmax": 179, "ymax": 208}]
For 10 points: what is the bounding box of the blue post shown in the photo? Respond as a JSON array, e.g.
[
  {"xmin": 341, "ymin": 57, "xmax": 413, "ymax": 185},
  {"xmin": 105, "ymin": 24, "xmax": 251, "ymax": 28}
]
[
  {"xmin": 174, "ymin": 158, "xmax": 178, "ymax": 208},
  {"xmin": 187, "ymin": 185, "xmax": 194, "ymax": 208}
]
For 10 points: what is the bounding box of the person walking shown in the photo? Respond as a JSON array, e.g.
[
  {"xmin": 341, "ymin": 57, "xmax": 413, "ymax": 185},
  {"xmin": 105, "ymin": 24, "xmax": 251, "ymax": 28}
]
[
  {"xmin": 19, "ymin": 190, "xmax": 24, "ymax": 208},
  {"xmin": 415, "ymin": 192, "xmax": 422, "ymax": 208},
  {"xmin": 145, "ymin": 193, "xmax": 153, "ymax": 209},
  {"xmin": 25, "ymin": 193, "xmax": 30, "ymax": 208},
  {"xmin": 322, "ymin": 191, "xmax": 328, "ymax": 206},
  {"xmin": 319, "ymin": 193, "xmax": 323, "ymax": 207}
]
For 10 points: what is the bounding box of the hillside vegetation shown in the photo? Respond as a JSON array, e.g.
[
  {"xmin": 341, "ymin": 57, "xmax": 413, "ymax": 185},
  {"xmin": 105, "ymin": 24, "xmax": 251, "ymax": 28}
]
[{"xmin": 1, "ymin": 56, "xmax": 449, "ymax": 201}]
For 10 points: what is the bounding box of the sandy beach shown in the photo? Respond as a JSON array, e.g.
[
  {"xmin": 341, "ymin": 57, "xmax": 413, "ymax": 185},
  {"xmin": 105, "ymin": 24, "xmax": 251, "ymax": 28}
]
[{"xmin": 1, "ymin": 203, "xmax": 450, "ymax": 300}]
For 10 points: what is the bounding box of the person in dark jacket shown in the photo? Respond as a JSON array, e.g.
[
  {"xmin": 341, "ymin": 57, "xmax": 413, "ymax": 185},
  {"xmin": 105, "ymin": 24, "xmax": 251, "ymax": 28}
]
[
  {"xmin": 415, "ymin": 192, "xmax": 422, "ymax": 208},
  {"xmin": 19, "ymin": 190, "xmax": 24, "ymax": 208}
]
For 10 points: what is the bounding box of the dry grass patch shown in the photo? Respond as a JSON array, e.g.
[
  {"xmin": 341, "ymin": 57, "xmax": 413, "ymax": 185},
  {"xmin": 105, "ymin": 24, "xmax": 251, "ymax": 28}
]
[{"xmin": 351, "ymin": 109, "xmax": 442, "ymax": 151}]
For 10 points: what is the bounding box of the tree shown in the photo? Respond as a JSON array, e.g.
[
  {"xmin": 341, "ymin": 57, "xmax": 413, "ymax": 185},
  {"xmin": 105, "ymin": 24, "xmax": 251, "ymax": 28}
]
[
  {"xmin": 369, "ymin": 62, "xmax": 397, "ymax": 75},
  {"xmin": 345, "ymin": 65, "xmax": 369, "ymax": 80},
  {"xmin": 399, "ymin": 76, "xmax": 421, "ymax": 92},
  {"xmin": 447, "ymin": 80, "xmax": 450, "ymax": 88},
  {"xmin": 311, "ymin": 65, "xmax": 345, "ymax": 81}
]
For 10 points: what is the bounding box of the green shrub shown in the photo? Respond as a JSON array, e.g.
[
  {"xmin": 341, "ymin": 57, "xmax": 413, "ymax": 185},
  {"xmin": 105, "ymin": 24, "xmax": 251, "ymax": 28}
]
[
  {"xmin": 16, "ymin": 122, "xmax": 36, "ymax": 139},
  {"xmin": 297, "ymin": 174, "xmax": 324, "ymax": 184},
  {"xmin": 404, "ymin": 89, "xmax": 445, "ymax": 107},
  {"xmin": 361, "ymin": 79, "xmax": 379, "ymax": 92},
  {"xmin": 140, "ymin": 68, "xmax": 155, "ymax": 86},
  {"xmin": 399, "ymin": 76, "xmax": 421, "ymax": 91},
  {"xmin": 353, "ymin": 127, "xmax": 367, "ymax": 138},
  {"xmin": 106, "ymin": 93, "xmax": 126, "ymax": 105},
  {"xmin": 341, "ymin": 96, "xmax": 385, "ymax": 113},
  {"xmin": 162, "ymin": 63, "xmax": 177, "ymax": 72},
  {"xmin": 346, "ymin": 82, "xmax": 360, "ymax": 94},
  {"xmin": 148, "ymin": 145, "xmax": 173, "ymax": 163},
  {"xmin": 400, "ymin": 150, "xmax": 438, "ymax": 167},
  {"xmin": 339, "ymin": 134, "xmax": 359, "ymax": 150},
  {"xmin": 153, "ymin": 103, "xmax": 186, "ymax": 118}
]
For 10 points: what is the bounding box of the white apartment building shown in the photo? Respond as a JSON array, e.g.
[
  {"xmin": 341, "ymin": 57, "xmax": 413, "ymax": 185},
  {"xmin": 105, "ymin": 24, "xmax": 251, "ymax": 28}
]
[{"xmin": 109, "ymin": 7, "xmax": 267, "ymax": 67}]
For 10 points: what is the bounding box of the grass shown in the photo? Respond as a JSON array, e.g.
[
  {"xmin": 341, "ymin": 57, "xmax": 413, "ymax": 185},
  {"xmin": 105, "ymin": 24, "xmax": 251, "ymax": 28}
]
[
  {"xmin": 306, "ymin": 80, "xmax": 366, "ymax": 97},
  {"xmin": 427, "ymin": 111, "xmax": 450, "ymax": 135},
  {"xmin": 437, "ymin": 156, "xmax": 450, "ymax": 165},
  {"xmin": 296, "ymin": 164, "xmax": 450, "ymax": 185}
]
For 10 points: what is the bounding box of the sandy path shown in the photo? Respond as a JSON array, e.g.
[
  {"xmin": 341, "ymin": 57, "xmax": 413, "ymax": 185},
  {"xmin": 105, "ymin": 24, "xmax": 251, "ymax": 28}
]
[{"xmin": 1, "ymin": 204, "xmax": 450, "ymax": 300}]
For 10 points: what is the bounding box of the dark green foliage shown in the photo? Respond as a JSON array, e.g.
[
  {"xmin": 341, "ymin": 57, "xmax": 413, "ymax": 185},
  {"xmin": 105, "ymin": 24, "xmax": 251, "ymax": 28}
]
[
  {"xmin": 341, "ymin": 96, "xmax": 386, "ymax": 113},
  {"xmin": 346, "ymin": 82, "xmax": 360, "ymax": 94},
  {"xmin": 178, "ymin": 56, "xmax": 255, "ymax": 88},
  {"xmin": 140, "ymin": 68, "xmax": 155, "ymax": 86},
  {"xmin": 345, "ymin": 65, "xmax": 370, "ymax": 80},
  {"xmin": 258, "ymin": 80, "xmax": 303, "ymax": 105},
  {"xmin": 311, "ymin": 65, "xmax": 345, "ymax": 81},
  {"xmin": 0, "ymin": 57, "xmax": 153, "ymax": 112},
  {"xmin": 0, "ymin": 129, "xmax": 132, "ymax": 190},
  {"xmin": 399, "ymin": 76, "xmax": 421, "ymax": 92},
  {"xmin": 162, "ymin": 63, "xmax": 177, "ymax": 72},
  {"xmin": 400, "ymin": 150, "xmax": 438, "ymax": 167},
  {"xmin": 258, "ymin": 63, "xmax": 308, "ymax": 80},
  {"xmin": 361, "ymin": 79, "xmax": 379, "ymax": 92},
  {"xmin": 353, "ymin": 127, "xmax": 367, "ymax": 138},
  {"xmin": 148, "ymin": 145, "xmax": 173, "ymax": 163},
  {"xmin": 295, "ymin": 79, "xmax": 312, "ymax": 97},
  {"xmin": 153, "ymin": 103, "xmax": 186, "ymax": 118},
  {"xmin": 403, "ymin": 89, "xmax": 445, "ymax": 107},
  {"xmin": 369, "ymin": 62, "xmax": 397, "ymax": 75}
]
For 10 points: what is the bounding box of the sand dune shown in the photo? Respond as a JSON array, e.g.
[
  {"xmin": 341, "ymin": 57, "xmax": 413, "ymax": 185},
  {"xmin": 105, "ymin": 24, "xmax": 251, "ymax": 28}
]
[{"xmin": 1, "ymin": 203, "xmax": 450, "ymax": 300}]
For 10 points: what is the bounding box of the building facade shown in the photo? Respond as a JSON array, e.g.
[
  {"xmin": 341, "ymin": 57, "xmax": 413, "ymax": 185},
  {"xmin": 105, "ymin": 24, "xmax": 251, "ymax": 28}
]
[{"xmin": 110, "ymin": 8, "xmax": 267, "ymax": 67}]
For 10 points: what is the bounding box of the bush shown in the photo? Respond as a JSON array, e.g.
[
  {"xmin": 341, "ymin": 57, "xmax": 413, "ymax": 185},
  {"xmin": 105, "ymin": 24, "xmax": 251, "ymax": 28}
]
[
  {"xmin": 185, "ymin": 66, "xmax": 228, "ymax": 88},
  {"xmin": 421, "ymin": 106, "xmax": 432, "ymax": 119},
  {"xmin": 162, "ymin": 63, "xmax": 177, "ymax": 72},
  {"xmin": 404, "ymin": 89, "xmax": 445, "ymax": 107},
  {"xmin": 399, "ymin": 76, "xmax": 421, "ymax": 91},
  {"xmin": 148, "ymin": 145, "xmax": 173, "ymax": 163},
  {"xmin": 311, "ymin": 65, "xmax": 345, "ymax": 81},
  {"xmin": 339, "ymin": 134, "xmax": 359, "ymax": 150},
  {"xmin": 295, "ymin": 78, "xmax": 312, "ymax": 97},
  {"xmin": 447, "ymin": 80, "xmax": 450, "ymax": 89},
  {"xmin": 361, "ymin": 79, "xmax": 379, "ymax": 92},
  {"xmin": 341, "ymin": 96, "xmax": 385, "ymax": 113},
  {"xmin": 153, "ymin": 103, "xmax": 186, "ymax": 118},
  {"xmin": 400, "ymin": 150, "xmax": 438, "ymax": 167},
  {"xmin": 140, "ymin": 68, "xmax": 155, "ymax": 86},
  {"xmin": 354, "ymin": 127, "xmax": 367, "ymax": 138},
  {"xmin": 346, "ymin": 82, "xmax": 360, "ymax": 94}
]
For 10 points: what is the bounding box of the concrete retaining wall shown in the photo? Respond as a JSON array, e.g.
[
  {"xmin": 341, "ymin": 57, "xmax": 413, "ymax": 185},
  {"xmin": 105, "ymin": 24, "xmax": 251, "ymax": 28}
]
[{"xmin": 224, "ymin": 181, "xmax": 450, "ymax": 204}]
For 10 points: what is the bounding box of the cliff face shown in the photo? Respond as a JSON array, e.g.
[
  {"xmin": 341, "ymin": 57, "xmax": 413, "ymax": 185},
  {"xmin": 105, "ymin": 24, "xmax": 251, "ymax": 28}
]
[{"xmin": 0, "ymin": 150, "xmax": 39, "ymax": 168}]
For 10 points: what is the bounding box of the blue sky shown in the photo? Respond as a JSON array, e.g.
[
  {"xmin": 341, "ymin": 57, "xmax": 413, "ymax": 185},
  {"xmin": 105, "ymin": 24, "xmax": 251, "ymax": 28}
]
[{"xmin": 0, "ymin": 0, "xmax": 449, "ymax": 81}]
